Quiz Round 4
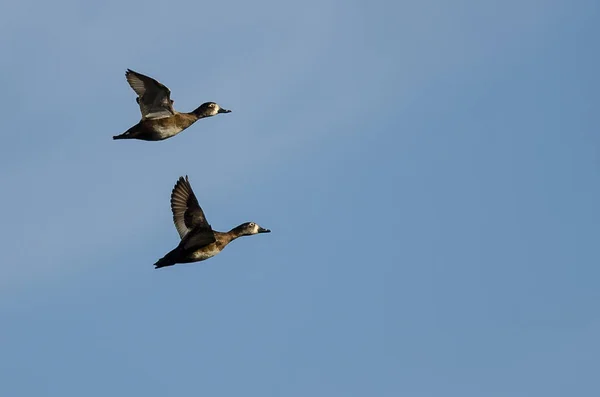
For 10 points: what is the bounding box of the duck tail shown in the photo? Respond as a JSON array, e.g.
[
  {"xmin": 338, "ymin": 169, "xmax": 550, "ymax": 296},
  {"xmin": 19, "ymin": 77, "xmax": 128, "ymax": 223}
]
[
  {"xmin": 113, "ymin": 130, "xmax": 132, "ymax": 140},
  {"xmin": 153, "ymin": 248, "xmax": 179, "ymax": 269},
  {"xmin": 113, "ymin": 124, "xmax": 138, "ymax": 140}
]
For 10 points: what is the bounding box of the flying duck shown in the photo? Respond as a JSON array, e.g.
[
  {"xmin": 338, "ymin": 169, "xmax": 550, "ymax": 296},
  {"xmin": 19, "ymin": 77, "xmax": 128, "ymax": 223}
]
[
  {"xmin": 113, "ymin": 69, "xmax": 231, "ymax": 141},
  {"xmin": 154, "ymin": 176, "xmax": 270, "ymax": 269}
]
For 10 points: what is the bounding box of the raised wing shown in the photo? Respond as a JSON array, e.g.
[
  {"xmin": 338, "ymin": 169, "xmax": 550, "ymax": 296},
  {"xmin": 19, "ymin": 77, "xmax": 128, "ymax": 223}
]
[
  {"xmin": 170, "ymin": 176, "xmax": 211, "ymax": 239},
  {"xmin": 125, "ymin": 69, "xmax": 176, "ymax": 120}
]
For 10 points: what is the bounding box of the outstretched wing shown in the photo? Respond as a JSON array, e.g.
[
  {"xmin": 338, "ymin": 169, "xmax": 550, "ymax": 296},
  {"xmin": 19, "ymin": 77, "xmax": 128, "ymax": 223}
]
[
  {"xmin": 170, "ymin": 176, "xmax": 212, "ymax": 239},
  {"xmin": 125, "ymin": 69, "xmax": 176, "ymax": 120}
]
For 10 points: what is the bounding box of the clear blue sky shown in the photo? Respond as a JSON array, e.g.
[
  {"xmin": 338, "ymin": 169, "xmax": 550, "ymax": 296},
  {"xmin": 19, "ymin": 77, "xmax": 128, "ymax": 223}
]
[{"xmin": 1, "ymin": 1, "xmax": 599, "ymax": 396}]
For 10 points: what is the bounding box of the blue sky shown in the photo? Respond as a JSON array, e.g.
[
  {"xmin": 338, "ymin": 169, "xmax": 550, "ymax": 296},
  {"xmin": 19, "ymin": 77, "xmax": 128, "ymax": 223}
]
[{"xmin": 1, "ymin": 0, "xmax": 599, "ymax": 395}]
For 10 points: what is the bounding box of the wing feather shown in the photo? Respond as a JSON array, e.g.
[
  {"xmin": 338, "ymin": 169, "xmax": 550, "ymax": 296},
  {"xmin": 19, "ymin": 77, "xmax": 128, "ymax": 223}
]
[
  {"xmin": 125, "ymin": 69, "xmax": 176, "ymax": 120},
  {"xmin": 170, "ymin": 176, "xmax": 211, "ymax": 239}
]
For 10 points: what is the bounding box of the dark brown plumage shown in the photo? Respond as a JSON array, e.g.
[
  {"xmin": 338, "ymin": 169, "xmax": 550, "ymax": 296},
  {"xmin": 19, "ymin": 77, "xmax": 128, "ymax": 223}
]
[
  {"xmin": 153, "ymin": 176, "xmax": 270, "ymax": 269},
  {"xmin": 113, "ymin": 69, "xmax": 231, "ymax": 141}
]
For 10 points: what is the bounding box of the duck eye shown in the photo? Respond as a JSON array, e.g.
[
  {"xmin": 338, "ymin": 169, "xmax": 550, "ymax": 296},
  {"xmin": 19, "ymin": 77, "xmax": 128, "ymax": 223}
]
[{"xmin": 209, "ymin": 103, "xmax": 215, "ymax": 108}]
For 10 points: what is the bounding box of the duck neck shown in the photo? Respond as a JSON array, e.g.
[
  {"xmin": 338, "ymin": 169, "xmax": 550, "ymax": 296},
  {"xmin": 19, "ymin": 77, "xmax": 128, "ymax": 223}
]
[
  {"xmin": 191, "ymin": 106, "xmax": 210, "ymax": 119},
  {"xmin": 214, "ymin": 228, "xmax": 244, "ymax": 248},
  {"xmin": 228, "ymin": 225, "xmax": 248, "ymax": 241}
]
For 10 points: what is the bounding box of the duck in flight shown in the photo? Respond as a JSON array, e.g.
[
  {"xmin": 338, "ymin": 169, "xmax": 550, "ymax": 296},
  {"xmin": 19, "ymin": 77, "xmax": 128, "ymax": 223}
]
[
  {"xmin": 113, "ymin": 69, "xmax": 231, "ymax": 141},
  {"xmin": 154, "ymin": 176, "xmax": 270, "ymax": 269}
]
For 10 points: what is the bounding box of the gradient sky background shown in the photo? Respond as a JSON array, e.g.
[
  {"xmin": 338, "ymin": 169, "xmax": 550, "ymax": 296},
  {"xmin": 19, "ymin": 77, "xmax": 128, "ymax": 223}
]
[{"xmin": 1, "ymin": 0, "xmax": 599, "ymax": 396}]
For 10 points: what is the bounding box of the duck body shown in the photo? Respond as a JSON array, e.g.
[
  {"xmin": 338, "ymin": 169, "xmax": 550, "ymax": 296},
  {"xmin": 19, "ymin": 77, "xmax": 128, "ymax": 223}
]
[
  {"xmin": 155, "ymin": 229, "xmax": 243, "ymax": 268},
  {"xmin": 153, "ymin": 176, "xmax": 270, "ymax": 269},
  {"xmin": 113, "ymin": 69, "xmax": 231, "ymax": 141},
  {"xmin": 113, "ymin": 112, "xmax": 198, "ymax": 141}
]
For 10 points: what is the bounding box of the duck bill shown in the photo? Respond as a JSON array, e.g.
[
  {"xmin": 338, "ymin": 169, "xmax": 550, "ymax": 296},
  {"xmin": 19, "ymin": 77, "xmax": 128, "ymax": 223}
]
[
  {"xmin": 258, "ymin": 227, "xmax": 271, "ymax": 233},
  {"xmin": 218, "ymin": 108, "xmax": 232, "ymax": 114}
]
